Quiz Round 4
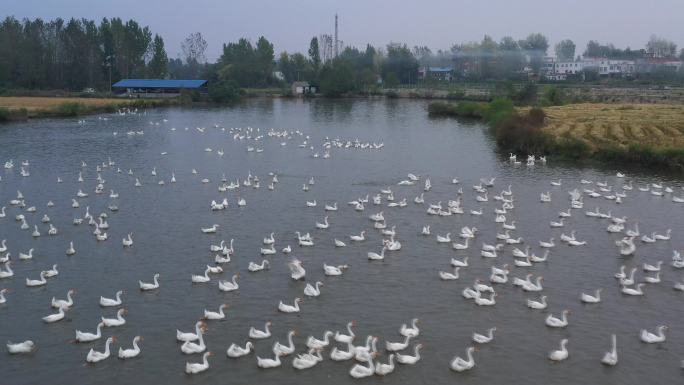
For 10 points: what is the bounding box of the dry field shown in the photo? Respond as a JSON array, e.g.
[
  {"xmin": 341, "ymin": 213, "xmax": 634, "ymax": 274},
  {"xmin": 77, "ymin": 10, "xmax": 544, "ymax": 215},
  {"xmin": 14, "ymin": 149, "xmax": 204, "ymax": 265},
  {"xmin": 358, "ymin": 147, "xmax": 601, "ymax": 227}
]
[
  {"xmin": 542, "ymin": 103, "xmax": 684, "ymax": 149},
  {"xmin": 0, "ymin": 96, "xmax": 130, "ymax": 112}
]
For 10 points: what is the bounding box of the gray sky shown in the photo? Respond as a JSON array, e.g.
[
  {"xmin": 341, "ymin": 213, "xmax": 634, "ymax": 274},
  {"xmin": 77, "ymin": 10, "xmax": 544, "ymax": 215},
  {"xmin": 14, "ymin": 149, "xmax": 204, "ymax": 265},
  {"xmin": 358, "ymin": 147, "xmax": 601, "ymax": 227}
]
[{"xmin": 5, "ymin": 0, "xmax": 683, "ymax": 60}]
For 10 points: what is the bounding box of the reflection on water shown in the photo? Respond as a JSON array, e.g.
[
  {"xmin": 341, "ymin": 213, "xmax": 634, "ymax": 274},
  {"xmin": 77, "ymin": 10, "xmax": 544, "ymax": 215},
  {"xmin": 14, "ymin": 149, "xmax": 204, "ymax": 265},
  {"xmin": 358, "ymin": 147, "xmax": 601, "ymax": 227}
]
[{"xmin": 0, "ymin": 98, "xmax": 683, "ymax": 385}]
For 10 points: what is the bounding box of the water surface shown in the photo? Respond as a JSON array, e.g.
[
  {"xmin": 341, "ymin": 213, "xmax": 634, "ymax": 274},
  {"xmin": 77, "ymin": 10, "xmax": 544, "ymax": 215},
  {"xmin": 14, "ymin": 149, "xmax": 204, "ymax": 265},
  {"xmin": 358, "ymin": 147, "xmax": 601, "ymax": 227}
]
[{"xmin": 1, "ymin": 98, "xmax": 683, "ymax": 385}]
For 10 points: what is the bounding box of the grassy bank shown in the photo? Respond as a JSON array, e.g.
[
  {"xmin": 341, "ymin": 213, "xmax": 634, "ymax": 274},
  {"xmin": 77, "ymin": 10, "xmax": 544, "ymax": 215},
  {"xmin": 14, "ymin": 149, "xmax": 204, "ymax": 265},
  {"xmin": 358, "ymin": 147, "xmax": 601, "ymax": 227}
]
[
  {"xmin": 0, "ymin": 96, "xmax": 180, "ymax": 121},
  {"xmin": 428, "ymin": 100, "xmax": 684, "ymax": 170}
]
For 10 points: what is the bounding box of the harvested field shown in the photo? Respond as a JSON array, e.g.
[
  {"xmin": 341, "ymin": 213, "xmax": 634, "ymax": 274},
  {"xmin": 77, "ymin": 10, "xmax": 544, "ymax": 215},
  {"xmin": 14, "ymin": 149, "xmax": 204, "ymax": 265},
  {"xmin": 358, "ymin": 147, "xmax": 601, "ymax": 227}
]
[
  {"xmin": 0, "ymin": 96, "xmax": 131, "ymax": 111},
  {"xmin": 542, "ymin": 103, "xmax": 684, "ymax": 149}
]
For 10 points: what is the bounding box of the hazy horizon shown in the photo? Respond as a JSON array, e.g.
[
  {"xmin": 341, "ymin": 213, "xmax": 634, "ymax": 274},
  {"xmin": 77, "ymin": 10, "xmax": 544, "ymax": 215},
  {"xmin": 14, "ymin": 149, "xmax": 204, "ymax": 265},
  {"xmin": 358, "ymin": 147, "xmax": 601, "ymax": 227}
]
[{"xmin": 4, "ymin": 0, "xmax": 683, "ymax": 61}]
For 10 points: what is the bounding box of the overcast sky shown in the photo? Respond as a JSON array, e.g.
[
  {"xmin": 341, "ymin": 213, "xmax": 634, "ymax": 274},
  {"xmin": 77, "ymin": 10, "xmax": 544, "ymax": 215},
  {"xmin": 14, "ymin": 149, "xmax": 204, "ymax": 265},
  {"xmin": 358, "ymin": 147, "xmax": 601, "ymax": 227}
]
[{"xmin": 5, "ymin": 0, "xmax": 683, "ymax": 60}]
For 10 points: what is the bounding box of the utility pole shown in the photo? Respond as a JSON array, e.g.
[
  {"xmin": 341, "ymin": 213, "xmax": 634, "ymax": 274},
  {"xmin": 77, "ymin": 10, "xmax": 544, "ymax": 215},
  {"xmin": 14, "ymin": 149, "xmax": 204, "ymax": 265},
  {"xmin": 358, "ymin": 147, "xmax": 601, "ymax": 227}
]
[{"xmin": 334, "ymin": 14, "xmax": 338, "ymax": 58}]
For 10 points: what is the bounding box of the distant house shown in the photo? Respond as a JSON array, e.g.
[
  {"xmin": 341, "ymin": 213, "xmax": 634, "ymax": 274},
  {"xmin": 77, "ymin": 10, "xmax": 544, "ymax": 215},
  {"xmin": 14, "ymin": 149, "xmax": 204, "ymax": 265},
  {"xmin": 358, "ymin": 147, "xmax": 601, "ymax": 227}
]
[
  {"xmin": 292, "ymin": 81, "xmax": 316, "ymax": 95},
  {"xmin": 112, "ymin": 79, "xmax": 208, "ymax": 97},
  {"xmin": 418, "ymin": 66, "xmax": 454, "ymax": 81}
]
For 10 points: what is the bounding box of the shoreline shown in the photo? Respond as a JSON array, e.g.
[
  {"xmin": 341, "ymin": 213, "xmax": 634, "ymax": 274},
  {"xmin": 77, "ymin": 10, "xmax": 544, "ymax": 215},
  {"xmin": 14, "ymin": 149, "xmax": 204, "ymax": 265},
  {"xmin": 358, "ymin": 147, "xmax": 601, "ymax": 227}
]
[
  {"xmin": 428, "ymin": 100, "xmax": 684, "ymax": 171},
  {"xmin": 0, "ymin": 96, "xmax": 184, "ymax": 122}
]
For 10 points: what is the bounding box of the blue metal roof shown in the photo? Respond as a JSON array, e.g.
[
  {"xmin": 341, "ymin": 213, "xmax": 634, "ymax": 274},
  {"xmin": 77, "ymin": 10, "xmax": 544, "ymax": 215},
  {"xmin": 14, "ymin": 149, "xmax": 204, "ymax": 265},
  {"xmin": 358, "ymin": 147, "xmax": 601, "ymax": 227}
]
[
  {"xmin": 426, "ymin": 67, "xmax": 454, "ymax": 72},
  {"xmin": 112, "ymin": 79, "xmax": 207, "ymax": 89}
]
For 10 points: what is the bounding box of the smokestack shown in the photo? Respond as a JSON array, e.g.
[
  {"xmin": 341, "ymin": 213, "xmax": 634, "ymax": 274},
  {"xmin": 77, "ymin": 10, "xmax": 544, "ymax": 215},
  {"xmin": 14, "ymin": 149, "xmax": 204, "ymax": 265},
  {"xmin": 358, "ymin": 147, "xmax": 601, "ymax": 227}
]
[{"xmin": 334, "ymin": 14, "xmax": 338, "ymax": 58}]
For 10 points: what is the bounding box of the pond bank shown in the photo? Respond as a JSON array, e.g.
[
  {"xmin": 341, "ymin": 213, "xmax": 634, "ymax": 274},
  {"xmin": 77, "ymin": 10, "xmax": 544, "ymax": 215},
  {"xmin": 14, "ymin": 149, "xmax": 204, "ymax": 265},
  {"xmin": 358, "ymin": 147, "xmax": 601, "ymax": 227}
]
[
  {"xmin": 428, "ymin": 100, "xmax": 684, "ymax": 171},
  {"xmin": 0, "ymin": 96, "xmax": 181, "ymax": 121}
]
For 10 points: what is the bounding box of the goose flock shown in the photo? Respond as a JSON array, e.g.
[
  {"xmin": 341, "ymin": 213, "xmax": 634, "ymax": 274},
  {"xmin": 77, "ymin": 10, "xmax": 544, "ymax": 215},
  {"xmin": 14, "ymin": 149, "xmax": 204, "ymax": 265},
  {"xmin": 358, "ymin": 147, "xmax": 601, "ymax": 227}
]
[{"xmin": 1, "ymin": 106, "xmax": 684, "ymax": 383}]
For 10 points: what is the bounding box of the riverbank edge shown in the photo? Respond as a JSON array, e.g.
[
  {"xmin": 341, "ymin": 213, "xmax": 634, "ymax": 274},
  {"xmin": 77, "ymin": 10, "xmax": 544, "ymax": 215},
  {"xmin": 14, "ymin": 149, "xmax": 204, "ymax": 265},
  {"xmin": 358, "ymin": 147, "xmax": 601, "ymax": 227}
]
[
  {"xmin": 427, "ymin": 100, "xmax": 684, "ymax": 171},
  {"xmin": 0, "ymin": 98, "xmax": 184, "ymax": 122}
]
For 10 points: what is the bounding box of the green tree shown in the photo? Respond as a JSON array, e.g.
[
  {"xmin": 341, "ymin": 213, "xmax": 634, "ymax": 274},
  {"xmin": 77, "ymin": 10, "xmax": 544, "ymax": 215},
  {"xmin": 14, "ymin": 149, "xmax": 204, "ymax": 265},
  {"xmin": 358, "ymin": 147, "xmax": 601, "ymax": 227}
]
[
  {"xmin": 208, "ymin": 79, "xmax": 241, "ymax": 103},
  {"xmin": 319, "ymin": 59, "xmax": 356, "ymax": 96},
  {"xmin": 499, "ymin": 36, "xmax": 524, "ymax": 78},
  {"xmin": 384, "ymin": 72, "xmax": 399, "ymax": 88},
  {"xmin": 382, "ymin": 43, "xmax": 418, "ymax": 84},
  {"xmin": 308, "ymin": 37, "xmax": 321, "ymax": 77},
  {"xmin": 255, "ymin": 36, "xmax": 275, "ymax": 86},
  {"xmin": 148, "ymin": 34, "xmax": 168, "ymax": 78},
  {"xmin": 555, "ymin": 39, "xmax": 576, "ymax": 61},
  {"xmin": 519, "ymin": 33, "xmax": 549, "ymax": 73}
]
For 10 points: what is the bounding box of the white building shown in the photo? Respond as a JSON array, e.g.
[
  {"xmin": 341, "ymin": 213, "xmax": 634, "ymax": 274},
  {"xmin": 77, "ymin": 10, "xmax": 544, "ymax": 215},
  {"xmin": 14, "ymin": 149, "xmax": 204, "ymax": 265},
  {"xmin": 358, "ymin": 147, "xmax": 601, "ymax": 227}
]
[
  {"xmin": 582, "ymin": 58, "xmax": 636, "ymax": 77},
  {"xmin": 554, "ymin": 61, "xmax": 583, "ymax": 74}
]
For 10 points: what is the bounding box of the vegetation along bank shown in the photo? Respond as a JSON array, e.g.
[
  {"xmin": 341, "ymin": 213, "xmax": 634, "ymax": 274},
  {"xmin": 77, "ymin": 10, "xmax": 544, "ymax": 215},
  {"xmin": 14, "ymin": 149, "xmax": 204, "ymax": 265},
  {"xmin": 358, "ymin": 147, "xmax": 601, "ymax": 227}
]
[{"xmin": 428, "ymin": 100, "xmax": 684, "ymax": 171}]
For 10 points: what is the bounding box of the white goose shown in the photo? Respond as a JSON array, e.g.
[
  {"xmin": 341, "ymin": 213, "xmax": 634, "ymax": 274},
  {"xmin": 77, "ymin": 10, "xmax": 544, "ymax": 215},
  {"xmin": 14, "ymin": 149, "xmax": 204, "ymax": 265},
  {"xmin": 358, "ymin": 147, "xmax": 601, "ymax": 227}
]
[
  {"xmin": 186, "ymin": 351, "xmax": 212, "ymax": 374},
  {"xmin": 375, "ymin": 353, "xmax": 396, "ymax": 375},
  {"xmin": 100, "ymin": 290, "xmax": 124, "ymax": 307},
  {"xmin": 218, "ymin": 274, "xmax": 239, "ymax": 292},
  {"xmin": 539, "ymin": 238, "xmax": 555, "ymax": 248},
  {"xmin": 139, "ymin": 273, "xmax": 160, "ymax": 290},
  {"xmin": 452, "ymin": 238, "xmax": 469, "ymax": 250},
  {"xmin": 395, "ymin": 344, "xmax": 422, "ymax": 364},
  {"xmin": 257, "ymin": 351, "xmax": 283, "ymax": 369},
  {"xmin": 304, "ymin": 281, "xmax": 323, "ymax": 297},
  {"xmin": 26, "ymin": 271, "xmax": 47, "ymax": 287},
  {"xmin": 306, "ymin": 331, "xmax": 333, "ymax": 349},
  {"xmin": 368, "ymin": 247, "xmax": 386, "ymax": 260},
  {"xmin": 349, "ymin": 351, "xmax": 376, "ymax": 378},
  {"xmin": 580, "ymin": 289, "xmax": 602, "ymax": 303},
  {"xmin": 621, "ymin": 283, "xmax": 645, "ymax": 296},
  {"xmin": 640, "ymin": 326, "xmax": 667, "ymax": 343},
  {"xmin": 548, "ymin": 339, "xmax": 569, "ymax": 361},
  {"xmin": 323, "ymin": 264, "xmax": 348, "ymax": 276},
  {"xmin": 51, "ymin": 289, "xmax": 75, "ymax": 309},
  {"xmin": 203, "ymin": 304, "xmax": 228, "ymax": 320},
  {"xmin": 527, "ymin": 295, "xmax": 547, "ymax": 310},
  {"xmin": 315, "ymin": 216, "xmax": 329, "ymax": 229},
  {"xmin": 86, "ymin": 336, "xmax": 115, "ymax": 363},
  {"xmin": 102, "ymin": 308, "xmax": 127, "ymax": 327},
  {"xmin": 248, "ymin": 321, "xmax": 272, "ymax": 339},
  {"xmin": 118, "ymin": 336, "xmax": 142, "ymax": 359},
  {"xmin": 335, "ymin": 321, "xmax": 356, "ymax": 343},
  {"xmin": 386, "ymin": 335, "xmax": 412, "ymax": 352},
  {"xmin": 439, "ymin": 267, "xmax": 460, "ymax": 280},
  {"xmin": 400, "ymin": 318, "xmax": 420, "ymax": 337},
  {"xmin": 330, "ymin": 342, "xmax": 355, "ymax": 361},
  {"xmin": 472, "ymin": 327, "xmax": 496, "ymax": 344},
  {"xmin": 278, "ymin": 298, "xmax": 302, "ymax": 313},
  {"xmin": 75, "ymin": 322, "xmax": 104, "ymax": 342},
  {"xmin": 601, "ymin": 334, "xmax": 618, "ymax": 366},
  {"xmin": 292, "ymin": 348, "xmax": 323, "ymax": 370},
  {"xmin": 227, "ymin": 341, "xmax": 254, "ymax": 358},
  {"xmin": 273, "ymin": 330, "xmax": 296, "ymax": 355},
  {"xmin": 19, "ymin": 248, "xmax": 34, "ymax": 260},
  {"xmin": 191, "ymin": 266, "xmax": 211, "ymax": 283},
  {"xmin": 546, "ymin": 310, "xmax": 570, "ymax": 328},
  {"xmin": 248, "ymin": 260, "xmax": 270, "ymax": 272},
  {"xmin": 122, "ymin": 233, "xmax": 133, "ymax": 247},
  {"xmin": 450, "ymin": 346, "xmax": 476, "ymax": 372},
  {"xmin": 349, "ymin": 231, "xmax": 366, "ymax": 242},
  {"xmin": 436, "ymin": 233, "xmax": 451, "ymax": 243},
  {"xmin": 181, "ymin": 324, "xmax": 206, "ymax": 354},
  {"xmin": 7, "ymin": 340, "xmax": 35, "ymax": 354}
]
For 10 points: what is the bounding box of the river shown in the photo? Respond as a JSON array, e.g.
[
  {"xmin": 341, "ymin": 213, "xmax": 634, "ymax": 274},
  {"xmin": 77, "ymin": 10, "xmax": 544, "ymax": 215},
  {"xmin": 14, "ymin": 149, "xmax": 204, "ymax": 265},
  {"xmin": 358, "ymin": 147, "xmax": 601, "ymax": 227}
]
[{"xmin": 1, "ymin": 98, "xmax": 683, "ymax": 384}]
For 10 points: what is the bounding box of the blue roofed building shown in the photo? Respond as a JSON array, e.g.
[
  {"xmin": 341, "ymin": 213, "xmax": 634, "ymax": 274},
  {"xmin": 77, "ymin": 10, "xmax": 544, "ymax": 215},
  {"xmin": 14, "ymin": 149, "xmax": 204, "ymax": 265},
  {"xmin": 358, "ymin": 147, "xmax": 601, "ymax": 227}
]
[
  {"xmin": 418, "ymin": 66, "xmax": 455, "ymax": 81},
  {"xmin": 112, "ymin": 79, "xmax": 208, "ymax": 97}
]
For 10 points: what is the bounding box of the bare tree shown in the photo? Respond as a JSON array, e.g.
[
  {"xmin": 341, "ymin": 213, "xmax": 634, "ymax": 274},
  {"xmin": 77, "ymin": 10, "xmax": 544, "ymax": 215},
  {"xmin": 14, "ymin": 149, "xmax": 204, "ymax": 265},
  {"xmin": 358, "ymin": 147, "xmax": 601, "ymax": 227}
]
[{"xmin": 181, "ymin": 32, "xmax": 207, "ymax": 64}]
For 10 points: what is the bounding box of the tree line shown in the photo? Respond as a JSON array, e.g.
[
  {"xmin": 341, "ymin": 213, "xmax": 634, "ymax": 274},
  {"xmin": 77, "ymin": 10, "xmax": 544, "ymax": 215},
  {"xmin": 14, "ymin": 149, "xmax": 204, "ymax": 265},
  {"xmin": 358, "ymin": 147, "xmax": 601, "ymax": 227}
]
[
  {"xmin": 0, "ymin": 16, "xmax": 168, "ymax": 91},
  {"xmin": 1, "ymin": 15, "xmax": 683, "ymax": 95}
]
